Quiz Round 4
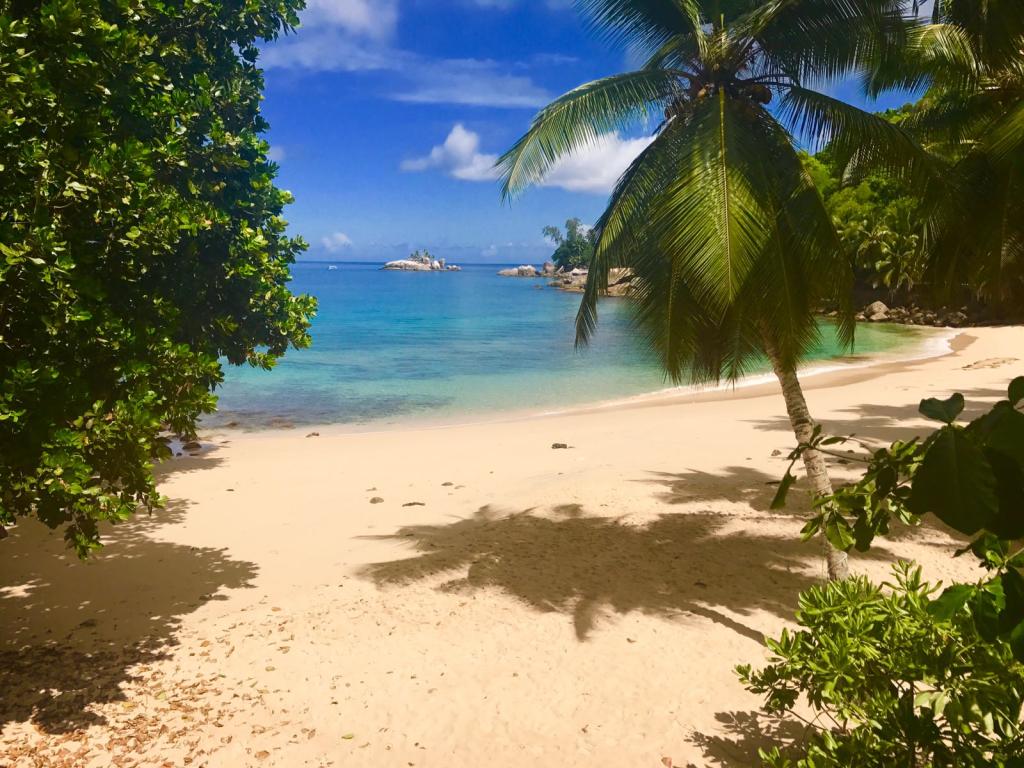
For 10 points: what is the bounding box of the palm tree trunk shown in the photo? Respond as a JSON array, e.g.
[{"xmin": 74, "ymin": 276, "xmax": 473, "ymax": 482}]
[{"xmin": 763, "ymin": 342, "xmax": 850, "ymax": 581}]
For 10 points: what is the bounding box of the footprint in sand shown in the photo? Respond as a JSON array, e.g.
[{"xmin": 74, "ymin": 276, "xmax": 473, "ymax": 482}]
[{"xmin": 962, "ymin": 357, "xmax": 1018, "ymax": 370}]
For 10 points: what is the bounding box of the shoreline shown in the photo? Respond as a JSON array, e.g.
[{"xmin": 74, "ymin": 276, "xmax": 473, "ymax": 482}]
[
  {"xmin": 4, "ymin": 325, "xmax": 1020, "ymax": 767},
  {"xmin": 201, "ymin": 324, "xmax": 963, "ymax": 442}
]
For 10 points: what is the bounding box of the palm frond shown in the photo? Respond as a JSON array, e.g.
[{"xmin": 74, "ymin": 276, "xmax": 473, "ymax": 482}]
[
  {"xmin": 497, "ymin": 69, "xmax": 685, "ymax": 200},
  {"xmin": 863, "ymin": 21, "xmax": 981, "ymax": 96},
  {"xmin": 574, "ymin": 0, "xmax": 708, "ymax": 54},
  {"xmin": 779, "ymin": 85, "xmax": 947, "ymax": 188},
  {"xmin": 984, "ymin": 99, "xmax": 1024, "ymax": 161},
  {"xmin": 742, "ymin": 0, "xmax": 907, "ymax": 84},
  {"xmin": 579, "ymin": 96, "xmax": 850, "ymax": 383},
  {"xmin": 924, "ymin": 151, "xmax": 1024, "ymax": 308},
  {"xmin": 934, "ymin": 0, "xmax": 1024, "ymax": 70},
  {"xmin": 575, "ymin": 112, "xmax": 697, "ymax": 348},
  {"xmin": 644, "ymin": 93, "xmax": 777, "ymax": 316}
]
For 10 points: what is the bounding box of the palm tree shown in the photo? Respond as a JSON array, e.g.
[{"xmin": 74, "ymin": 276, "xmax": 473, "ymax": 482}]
[
  {"xmin": 864, "ymin": 0, "xmax": 1024, "ymax": 313},
  {"xmin": 498, "ymin": 0, "xmax": 935, "ymax": 580}
]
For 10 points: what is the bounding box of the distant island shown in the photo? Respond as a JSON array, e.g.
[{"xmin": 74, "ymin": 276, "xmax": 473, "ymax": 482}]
[{"xmin": 383, "ymin": 249, "xmax": 461, "ymax": 272}]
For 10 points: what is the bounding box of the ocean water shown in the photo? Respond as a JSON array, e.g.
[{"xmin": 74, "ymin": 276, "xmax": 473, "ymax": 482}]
[{"xmin": 207, "ymin": 262, "xmax": 930, "ymax": 430}]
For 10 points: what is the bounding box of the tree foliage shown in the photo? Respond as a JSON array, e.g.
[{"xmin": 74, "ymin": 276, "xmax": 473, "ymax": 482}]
[
  {"xmin": 0, "ymin": 0, "xmax": 316, "ymax": 554},
  {"xmin": 497, "ymin": 0, "xmax": 924, "ymax": 580},
  {"xmin": 756, "ymin": 379, "xmax": 1024, "ymax": 764},
  {"xmin": 543, "ymin": 218, "xmax": 595, "ymax": 271},
  {"xmin": 853, "ymin": 1, "xmax": 1024, "ymax": 312},
  {"xmin": 497, "ymin": 0, "xmax": 920, "ymax": 384},
  {"xmin": 740, "ymin": 563, "xmax": 1024, "ymax": 767},
  {"xmin": 801, "ymin": 138, "xmax": 924, "ymax": 296}
]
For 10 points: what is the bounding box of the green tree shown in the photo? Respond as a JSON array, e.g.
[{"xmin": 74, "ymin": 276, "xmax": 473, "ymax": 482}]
[
  {"xmin": 543, "ymin": 218, "xmax": 596, "ymax": 271},
  {"xmin": 754, "ymin": 380, "xmax": 1024, "ymax": 765},
  {"xmin": 859, "ymin": 1, "xmax": 1024, "ymax": 313},
  {"xmin": 499, "ymin": 0, "xmax": 925, "ymax": 579},
  {"xmin": 0, "ymin": 0, "xmax": 316, "ymax": 554}
]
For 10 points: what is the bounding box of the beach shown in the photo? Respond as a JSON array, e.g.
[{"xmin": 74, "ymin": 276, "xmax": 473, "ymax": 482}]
[{"xmin": 1, "ymin": 325, "xmax": 1021, "ymax": 768}]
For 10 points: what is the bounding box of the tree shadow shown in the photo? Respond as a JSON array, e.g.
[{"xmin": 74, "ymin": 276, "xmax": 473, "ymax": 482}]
[
  {"xmin": 750, "ymin": 387, "xmax": 1009, "ymax": 445},
  {"xmin": 153, "ymin": 448, "xmax": 226, "ymax": 481},
  {"xmin": 0, "ymin": 500, "xmax": 256, "ymax": 733},
  {"xmin": 642, "ymin": 466, "xmax": 810, "ymax": 516},
  {"xmin": 361, "ymin": 504, "xmax": 855, "ymax": 642},
  {"xmin": 688, "ymin": 710, "xmax": 809, "ymax": 767}
]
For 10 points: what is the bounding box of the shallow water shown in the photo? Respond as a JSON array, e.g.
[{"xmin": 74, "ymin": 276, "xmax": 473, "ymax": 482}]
[{"xmin": 207, "ymin": 262, "xmax": 928, "ymax": 429}]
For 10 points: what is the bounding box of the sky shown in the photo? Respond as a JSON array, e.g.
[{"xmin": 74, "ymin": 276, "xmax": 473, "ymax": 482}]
[{"xmin": 259, "ymin": 0, "xmax": 920, "ymax": 263}]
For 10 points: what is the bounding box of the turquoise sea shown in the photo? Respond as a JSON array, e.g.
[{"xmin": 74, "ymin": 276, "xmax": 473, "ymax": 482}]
[{"xmin": 208, "ymin": 262, "xmax": 929, "ymax": 430}]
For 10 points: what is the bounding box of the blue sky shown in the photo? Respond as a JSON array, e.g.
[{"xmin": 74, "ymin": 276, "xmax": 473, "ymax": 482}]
[{"xmin": 260, "ymin": 0, "xmax": 918, "ymax": 263}]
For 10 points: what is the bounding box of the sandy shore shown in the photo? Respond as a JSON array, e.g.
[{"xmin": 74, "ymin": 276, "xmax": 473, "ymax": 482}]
[{"xmin": 1, "ymin": 326, "xmax": 1021, "ymax": 767}]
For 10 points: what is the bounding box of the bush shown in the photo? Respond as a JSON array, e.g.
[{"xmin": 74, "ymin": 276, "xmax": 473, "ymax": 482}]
[
  {"xmin": 0, "ymin": 0, "xmax": 316, "ymax": 554},
  {"xmin": 740, "ymin": 563, "xmax": 1024, "ymax": 767},
  {"xmin": 751, "ymin": 379, "xmax": 1024, "ymax": 765}
]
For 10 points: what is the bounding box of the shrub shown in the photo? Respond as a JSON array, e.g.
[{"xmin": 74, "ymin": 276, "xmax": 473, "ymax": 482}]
[
  {"xmin": 740, "ymin": 563, "xmax": 1024, "ymax": 767},
  {"xmin": 750, "ymin": 378, "xmax": 1024, "ymax": 765},
  {"xmin": 0, "ymin": 0, "xmax": 316, "ymax": 554}
]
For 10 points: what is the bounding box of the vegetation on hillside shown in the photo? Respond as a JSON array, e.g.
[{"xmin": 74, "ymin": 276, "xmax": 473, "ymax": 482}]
[
  {"xmin": 543, "ymin": 218, "xmax": 596, "ymax": 271},
  {"xmin": 800, "ymin": 110, "xmax": 924, "ymax": 299},
  {"xmin": 0, "ymin": 0, "xmax": 315, "ymax": 554},
  {"xmin": 829, "ymin": 0, "xmax": 1024, "ymax": 315}
]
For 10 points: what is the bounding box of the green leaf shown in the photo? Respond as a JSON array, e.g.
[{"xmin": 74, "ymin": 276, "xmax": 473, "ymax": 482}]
[
  {"xmin": 970, "ymin": 580, "xmax": 1005, "ymax": 642},
  {"xmin": 985, "ymin": 405, "xmax": 1024, "ymax": 468},
  {"xmin": 1009, "ymin": 618, "xmax": 1024, "ymax": 663},
  {"xmin": 824, "ymin": 514, "xmax": 856, "ymax": 552},
  {"xmin": 985, "ymin": 448, "xmax": 1024, "ymax": 540},
  {"xmin": 852, "ymin": 513, "xmax": 876, "ymax": 552},
  {"xmin": 909, "ymin": 427, "xmax": 997, "ymax": 535},
  {"xmin": 927, "ymin": 584, "xmax": 974, "ymax": 621},
  {"xmin": 771, "ymin": 470, "xmax": 797, "ymax": 510},
  {"xmin": 919, "ymin": 392, "xmax": 965, "ymax": 424},
  {"xmin": 820, "ymin": 435, "xmax": 848, "ymax": 446},
  {"xmin": 1009, "ymin": 377, "xmax": 1024, "ymax": 407},
  {"xmin": 999, "ymin": 569, "xmax": 1024, "ymax": 635}
]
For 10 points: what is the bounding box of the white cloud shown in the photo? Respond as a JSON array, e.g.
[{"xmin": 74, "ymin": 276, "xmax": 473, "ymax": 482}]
[
  {"xmin": 260, "ymin": 0, "xmax": 397, "ymax": 71},
  {"xmin": 541, "ymin": 132, "xmax": 654, "ymax": 193},
  {"xmin": 260, "ymin": 30, "xmax": 395, "ymax": 72},
  {"xmin": 263, "ymin": 39, "xmax": 550, "ymax": 108},
  {"xmin": 393, "ymin": 58, "xmax": 550, "ymax": 108},
  {"xmin": 403, "ymin": 124, "xmax": 653, "ymax": 195},
  {"xmin": 267, "ymin": 145, "xmax": 286, "ymax": 162},
  {"xmin": 300, "ymin": 0, "xmax": 398, "ymax": 38},
  {"xmin": 260, "ymin": 0, "xmax": 550, "ymax": 109},
  {"xmin": 321, "ymin": 231, "xmax": 354, "ymax": 251},
  {"xmin": 401, "ymin": 124, "xmax": 501, "ymax": 181}
]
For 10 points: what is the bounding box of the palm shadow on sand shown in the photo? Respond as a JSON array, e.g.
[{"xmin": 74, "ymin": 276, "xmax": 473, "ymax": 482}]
[
  {"xmin": 0, "ymin": 498, "xmax": 256, "ymax": 734},
  {"xmin": 749, "ymin": 386, "xmax": 1008, "ymax": 445},
  {"xmin": 358, "ymin": 496, "xmax": 890, "ymax": 643}
]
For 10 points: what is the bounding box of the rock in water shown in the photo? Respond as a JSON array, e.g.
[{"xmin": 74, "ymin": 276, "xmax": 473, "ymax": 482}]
[
  {"xmin": 865, "ymin": 300, "xmax": 889, "ymax": 321},
  {"xmin": 498, "ymin": 265, "xmax": 538, "ymax": 277},
  {"xmin": 382, "ymin": 259, "xmax": 431, "ymax": 271}
]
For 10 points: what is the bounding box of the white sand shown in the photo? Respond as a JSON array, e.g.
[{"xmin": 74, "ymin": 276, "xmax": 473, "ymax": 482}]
[{"xmin": 1, "ymin": 326, "xmax": 1020, "ymax": 768}]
